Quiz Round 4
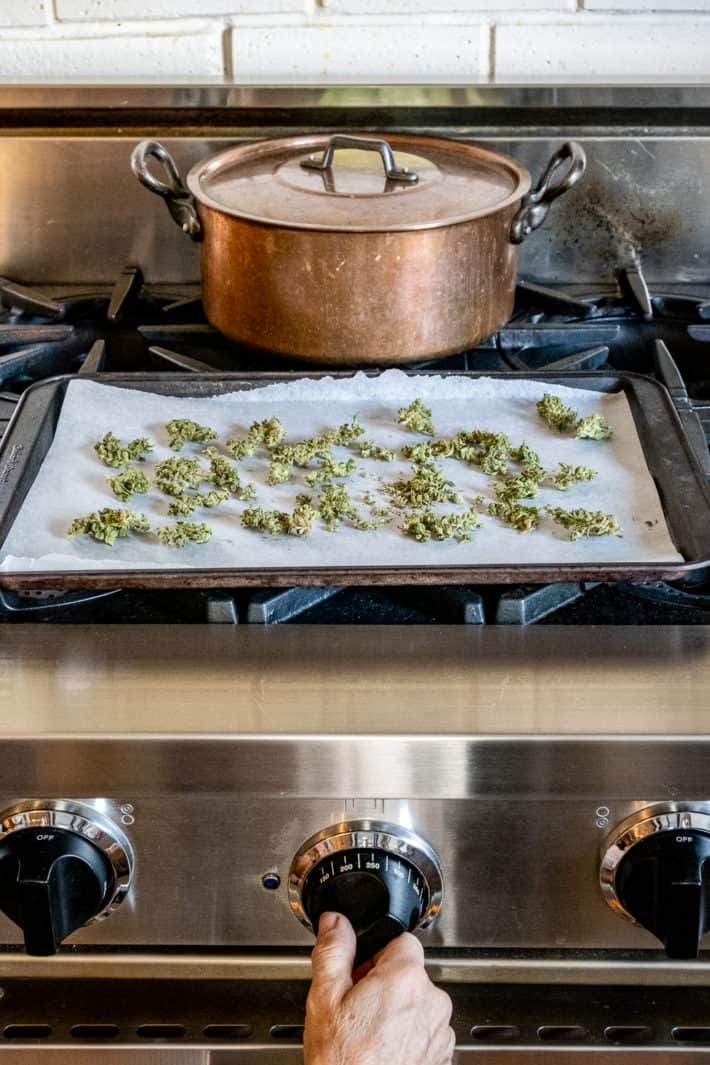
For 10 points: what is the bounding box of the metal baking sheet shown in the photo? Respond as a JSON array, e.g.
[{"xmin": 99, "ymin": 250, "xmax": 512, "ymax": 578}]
[{"xmin": 0, "ymin": 370, "xmax": 707, "ymax": 589}]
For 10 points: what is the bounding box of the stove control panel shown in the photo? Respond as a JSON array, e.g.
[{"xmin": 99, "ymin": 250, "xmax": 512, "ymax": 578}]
[
  {"xmin": 600, "ymin": 803, "xmax": 710, "ymax": 958},
  {"xmin": 0, "ymin": 800, "xmax": 133, "ymax": 956},
  {"xmin": 288, "ymin": 820, "xmax": 443, "ymax": 965}
]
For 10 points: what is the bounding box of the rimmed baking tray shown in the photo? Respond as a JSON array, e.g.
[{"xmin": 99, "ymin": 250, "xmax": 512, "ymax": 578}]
[{"xmin": 0, "ymin": 369, "xmax": 708, "ymax": 589}]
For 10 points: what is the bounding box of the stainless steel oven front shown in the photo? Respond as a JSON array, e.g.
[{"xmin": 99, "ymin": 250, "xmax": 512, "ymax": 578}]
[{"xmin": 0, "ymin": 624, "xmax": 709, "ymax": 1061}]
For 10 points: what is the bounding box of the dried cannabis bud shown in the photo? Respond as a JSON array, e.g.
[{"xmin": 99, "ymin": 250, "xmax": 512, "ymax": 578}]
[
  {"xmin": 241, "ymin": 507, "xmax": 292, "ymax": 535},
  {"xmin": 241, "ymin": 502, "xmax": 319, "ymax": 537},
  {"xmin": 202, "ymin": 446, "xmax": 256, "ymax": 500},
  {"xmin": 267, "ymin": 436, "xmax": 332, "ymax": 483},
  {"xmin": 267, "ymin": 418, "xmax": 363, "ymax": 484},
  {"xmin": 108, "ymin": 464, "xmax": 150, "ymax": 502},
  {"xmin": 548, "ymin": 462, "xmax": 597, "ymax": 491},
  {"xmin": 401, "ymin": 507, "xmax": 481, "ymax": 543},
  {"xmin": 226, "ymin": 417, "xmax": 286, "ymax": 459},
  {"xmin": 68, "ymin": 507, "xmax": 149, "ymax": 546},
  {"xmin": 155, "ymin": 521, "xmax": 213, "ymax": 547},
  {"xmin": 305, "ymin": 457, "xmax": 357, "ymax": 486},
  {"xmin": 167, "ymin": 494, "xmax": 199, "ymax": 517},
  {"xmin": 288, "ymin": 502, "xmax": 320, "ymax": 537},
  {"xmin": 330, "ymin": 415, "xmax": 365, "ymax": 446},
  {"xmin": 575, "ymin": 413, "xmax": 612, "ymax": 440},
  {"xmin": 94, "ymin": 431, "xmax": 152, "ymax": 468},
  {"xmin": 358, "ymin": 441, "xmax": 396, "ymax": 462},
  {"xmin": 383, "ymin": 464, "xmax": 463, "ymax": 509},
  {"xmin": 267, "ymin": 460, "xmax": 294, "ymax": 486},
  {"xmin": 511, "ymin": 442, "xmax": 545, "ymax": 482},
  {"xmin": 397, "ymin": 399, "xmax": 435, "ymax": 436},
  {"xmin": 537, "ymin": 393, "xmax": 578, "ymax": 433},
  {"xmin": 259, "ymin": 416, "xmax": 287, "ymax": 448},
  {"xmin": 165, "ymin": 419, "xmax": 218, "ymax": 451},
  {"xmin": 401, "ymin": 440, "xmax": 445, "ymax": 464},
  {"xmin": 546, "ymin": 506, "xmax": 620, "ymax": 540},
  {"xmin": 313, "ymin": 483, "xmax": 359, "ymax": 532},
  {"xmin": 154, "ymin": 456, "xmax": 205, "ymax": 496},
  {"xmin": 479, "ymin": 441, "xmax": 511, "ymax": 475},
  {"xmin": 494, "ymin": 473, "xmax": 540, "ymax": 502},
  {"xmin": 203, "ymin": 447, "xmax": 240, "ymax": 492},
  {"xmin": 488, "ymin": 500, "xmax": 541, "ymax": 533},
  {"xmin": 226, "ymin": 429, "xmax": 259, "ymax": 461},
  {"xmin": 401, "ymin": 430, "xmax": 511, "ymax": 473},
  {"xmin": 455, "ymin": 430, "xmax": 511, "ymax": 468},
  {"xmin": 167, "ymin": 488, "xmax": 231, "ymax": 517},
  {"xmin": 204, "ymin": 488, "xmax": 235, "ymax": 508},
  {"xmin": 511, "ymin": 441, "xmax": 540, "ymax": 466}
]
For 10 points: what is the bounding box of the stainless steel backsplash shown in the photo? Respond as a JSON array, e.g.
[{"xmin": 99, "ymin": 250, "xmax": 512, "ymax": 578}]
[{"xmin": 0, "ymin": 85, "xmax": 708, "ymax": 286}]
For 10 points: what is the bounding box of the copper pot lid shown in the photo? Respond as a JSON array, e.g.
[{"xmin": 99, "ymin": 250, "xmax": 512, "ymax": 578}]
[{"xmin": 186, "ymin": 132, "xmax": 531, "ymax": 233}]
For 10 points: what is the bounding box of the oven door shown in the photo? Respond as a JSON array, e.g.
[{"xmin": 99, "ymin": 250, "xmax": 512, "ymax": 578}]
[{"xmin": 0, "ymin": 972, "xmax": 708, "ymax": 1062}]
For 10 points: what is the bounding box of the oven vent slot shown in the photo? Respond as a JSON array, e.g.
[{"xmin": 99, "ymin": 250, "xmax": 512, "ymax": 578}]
[
  {"xmin": 604, "ymin": 1025, "xmax": 655, "ymax": 1044},
  {"xmin": 471, "ymin": 1025, "xmax": 520, "ymax": 1041},
  {"xmin": 537, "ymin": 1025, "xmax": 589, "ymax": 1042},
  {"xmin": 270, "ymin": 1024, "xmax": 305, "ymax": 1040},
  {"xmin": 672, "ymin": 1027, "xmax": 710, "ymax": 1043},
  {"xmin": 3, "ymin": 1025, "xmax": 52, "ymax": 1039},
  {"xmin": 71, "ymin": 1024, "xmax": 120, "ymax": 1039},
  {"xmin": 136, "ymin": 1024, "xmax": 186, "ymax": 1040},
  {"xmin": 204, "ymin": 1024, "xmax": 253, "ymax": 1039}
]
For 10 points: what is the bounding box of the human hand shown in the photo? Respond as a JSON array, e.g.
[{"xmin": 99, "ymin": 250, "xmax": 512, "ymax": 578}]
[{"xmin": 304, "ymin": 911, "xmax": 455, "ymax": 1065}]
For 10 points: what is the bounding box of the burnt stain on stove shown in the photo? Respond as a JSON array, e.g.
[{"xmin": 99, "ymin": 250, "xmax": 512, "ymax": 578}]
[{"xmin": 578, "ymin": 178, "xmax": 679, "ymax": 251}]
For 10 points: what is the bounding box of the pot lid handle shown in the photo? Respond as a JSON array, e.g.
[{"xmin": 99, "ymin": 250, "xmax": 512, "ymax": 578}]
[{"xmin": 301, "ymin": 134, "xmax": 419, "ymax": 185}]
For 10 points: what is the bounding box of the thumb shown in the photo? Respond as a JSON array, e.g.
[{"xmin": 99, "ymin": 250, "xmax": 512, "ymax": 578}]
[{"xmin": 310, "ymin": 911, "xmax": 357, "ymax": 1002}]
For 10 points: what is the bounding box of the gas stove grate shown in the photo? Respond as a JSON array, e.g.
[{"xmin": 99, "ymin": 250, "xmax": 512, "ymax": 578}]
[{"xmin": 0, "ymin": 262, "xmax": 709, "ymax": 626}]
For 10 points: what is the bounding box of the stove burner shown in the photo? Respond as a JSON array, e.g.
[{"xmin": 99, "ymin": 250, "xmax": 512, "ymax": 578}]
[{"xmin": 0, "ymin": 263, "xmax": 708, "ymax": 626}]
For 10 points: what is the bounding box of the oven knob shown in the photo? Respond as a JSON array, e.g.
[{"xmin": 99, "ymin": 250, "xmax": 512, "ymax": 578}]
[
  {"xmin": 289, "ymin": 820, "xmax": 443, "ymax": 965},
  {"xmin": 600, "ymin": 804, "xmax": 710, "ymax": 958},
  {"xmin": 0, "ymin": 801, "xmax": 133, "ymax": 956}
]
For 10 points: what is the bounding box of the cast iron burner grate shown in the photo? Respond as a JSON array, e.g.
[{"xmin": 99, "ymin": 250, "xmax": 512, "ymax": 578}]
[{"xmin": 0, "ymin": 264, "xmax": 709, "ymax": 626}]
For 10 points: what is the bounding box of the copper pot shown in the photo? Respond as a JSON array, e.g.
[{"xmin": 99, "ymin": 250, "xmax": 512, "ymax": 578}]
[{"xmin": 132, "ymin": 133, "xmax": 585, "ymax": 366}]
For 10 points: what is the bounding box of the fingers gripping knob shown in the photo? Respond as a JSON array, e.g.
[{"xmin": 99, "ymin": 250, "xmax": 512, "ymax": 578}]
[{"xmin": 289, "ymin": 821, "xmax": 443, "ymax": 967}]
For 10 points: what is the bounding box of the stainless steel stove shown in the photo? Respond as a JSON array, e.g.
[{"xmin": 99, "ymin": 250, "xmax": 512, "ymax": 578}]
[{"xmin": 0, "ymin": 85, "xmax": 709, "ymax": 1063}]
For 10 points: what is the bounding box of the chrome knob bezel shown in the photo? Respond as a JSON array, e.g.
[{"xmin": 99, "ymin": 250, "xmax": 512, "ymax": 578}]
[
  {"xmin": 600, "ymin": 801, "xmax": 710, "ymax": 924},
  {"xmin": 288, "ymin": 818, "xmax": 443, "ymax": 933},
  {"xmin": 0, "ymin": 799, "xmax": 134, "ymax": 923}
]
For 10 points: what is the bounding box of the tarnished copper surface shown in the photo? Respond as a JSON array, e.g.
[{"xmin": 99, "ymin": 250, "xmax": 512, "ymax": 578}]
[
  {"xmin": 186, "ymin": 132, "xmax": 528, "ymax": 363},
  {"xmin": 199, "ymin": 202, "xmax": 519, "ymax": 364}
]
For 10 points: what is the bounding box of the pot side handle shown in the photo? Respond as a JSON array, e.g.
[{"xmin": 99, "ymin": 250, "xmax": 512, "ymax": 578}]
[
  {"xmin": 130, "ymin": 140, "xmax": 202, "ymax": 242},
  {"xmin": 510, "ymin": 141, "xmax": 586, "ymax": 245}
]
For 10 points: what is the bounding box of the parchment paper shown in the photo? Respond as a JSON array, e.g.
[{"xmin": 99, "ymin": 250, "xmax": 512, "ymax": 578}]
[{"xmin": 0, "ymin": 372, "xmax": 682, "ymax": 571}]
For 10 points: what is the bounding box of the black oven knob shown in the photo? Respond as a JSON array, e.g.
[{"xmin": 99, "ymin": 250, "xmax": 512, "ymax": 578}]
[
  {"xmin": 600, "ymin": 805, "xmax": 710, "ymax": 959},
  {"xmin": 289, "ymin": 821, "xmax": 443, "ymax": 966},
  {"xmin": 0, "ymin": 801, "xmax": 133, "ymax": 956},
  {"xmin": 302, "ymin": 849, "xmax": 426, "ymax": 964}
]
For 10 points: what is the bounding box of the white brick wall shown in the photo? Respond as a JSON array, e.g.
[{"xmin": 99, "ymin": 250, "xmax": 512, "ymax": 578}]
[
  {"xmin": 495, "ymin": 15, "xmax": 710, "ymax": 81},
  {"xmin": 0, "ymin": 1, "xmax": 47, "ymax": 25},
  {"xmin": 0, "ymin": 0, "xmax": 705, "ymax": 81}
]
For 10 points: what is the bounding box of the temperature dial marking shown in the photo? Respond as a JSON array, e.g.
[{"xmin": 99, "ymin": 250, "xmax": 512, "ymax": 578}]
[{"xmin": 288, "ymin": 819, "xmax": 443, "ymax": 967}]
